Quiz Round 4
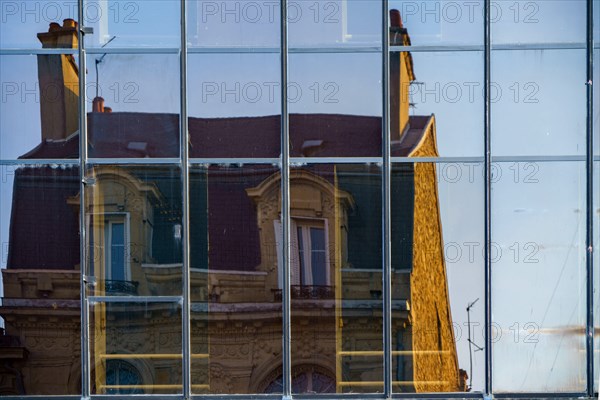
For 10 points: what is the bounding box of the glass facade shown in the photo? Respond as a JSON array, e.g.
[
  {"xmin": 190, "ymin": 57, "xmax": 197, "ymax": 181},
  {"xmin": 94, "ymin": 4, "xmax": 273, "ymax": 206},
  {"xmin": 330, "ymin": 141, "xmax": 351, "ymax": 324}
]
[{"xmin": 0, "ymin": 0, "xmax": 596, "ymax": 398}]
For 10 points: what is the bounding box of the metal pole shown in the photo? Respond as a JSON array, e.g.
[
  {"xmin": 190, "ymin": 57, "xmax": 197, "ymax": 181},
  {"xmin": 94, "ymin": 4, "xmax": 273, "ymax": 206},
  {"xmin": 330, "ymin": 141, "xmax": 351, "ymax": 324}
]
[
  {"xmin": 77, "ymin": 0, "xmax": 90, "ymax": 397},
  {"xmin": 382, "ymin": 0, "xmax": 392, "ymax": 398},
  {"xmin": 483, "ymin": 0, "xmax": 493, "ymax": 396},
  {"xmin": 585, "ymin": 0, "xmax": 595, "ymax": 396},
  {"xmin": 180, "ymin": 0, "xmax": 191, "ymax": 397},
  {"xmin": 280, "ymin": 0, "xmax": 291, "ymax": 397}
]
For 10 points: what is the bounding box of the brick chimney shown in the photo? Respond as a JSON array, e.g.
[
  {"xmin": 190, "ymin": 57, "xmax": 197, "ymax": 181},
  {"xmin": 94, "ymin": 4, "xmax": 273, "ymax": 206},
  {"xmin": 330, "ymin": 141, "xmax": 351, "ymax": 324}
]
[
  {"xmin": 36, "ymin": 19, "xmax": 80, "ymax": 141},
  {"xmin": 389, "ymin": 9, "xmax": 415, "ymax": 141}
]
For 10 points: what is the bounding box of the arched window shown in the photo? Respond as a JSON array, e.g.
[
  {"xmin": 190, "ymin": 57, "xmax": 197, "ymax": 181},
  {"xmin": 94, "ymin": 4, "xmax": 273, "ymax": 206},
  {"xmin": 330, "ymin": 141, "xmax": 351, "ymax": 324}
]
[
  {"xmin": 105, "ymin": 359, "xmax": 143, "ymax": 395},
  {"xmin": 263, "ymin": 366, "xmax": 335, "ymax": 394}
]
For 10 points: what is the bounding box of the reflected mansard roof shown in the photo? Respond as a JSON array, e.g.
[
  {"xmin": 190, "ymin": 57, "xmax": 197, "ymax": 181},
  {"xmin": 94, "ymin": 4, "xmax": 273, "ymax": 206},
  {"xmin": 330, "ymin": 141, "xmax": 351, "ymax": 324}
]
[{"xmin": 19, "ymin": 113, "xmax": 433, "ymax": 159}]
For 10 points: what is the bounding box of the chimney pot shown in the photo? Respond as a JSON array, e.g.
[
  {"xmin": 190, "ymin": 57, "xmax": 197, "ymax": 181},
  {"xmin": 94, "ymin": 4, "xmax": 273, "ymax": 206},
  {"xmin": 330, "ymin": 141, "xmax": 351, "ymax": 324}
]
[
  {"xmin": 49, "ymin": 22, "xmax": 61, "ymax": 32},
  {"xmin": 63, "ymin": 19, "xmax": 77, "ymax": 29},
  {"xmin": 104, "ymin": 107, "xmax": 112, "ymax": 113},
  {"xmin": 92, "ymin": 97, "xmax": 105, "ymax": 113},
  {"xmin": 390, "ymin": 9, "xmax": 403, "ymax": 28}
]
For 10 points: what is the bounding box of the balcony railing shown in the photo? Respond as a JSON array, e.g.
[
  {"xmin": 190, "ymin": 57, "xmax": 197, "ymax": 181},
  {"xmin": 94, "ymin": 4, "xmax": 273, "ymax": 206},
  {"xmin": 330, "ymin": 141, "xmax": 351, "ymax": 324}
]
[
  {"xmin": 105, "ymin": 280, "xmax": 139, "ymax": 296},
  {"xmin": 272, "ymin": 285, "xmax": 334, "ymax": 301}
]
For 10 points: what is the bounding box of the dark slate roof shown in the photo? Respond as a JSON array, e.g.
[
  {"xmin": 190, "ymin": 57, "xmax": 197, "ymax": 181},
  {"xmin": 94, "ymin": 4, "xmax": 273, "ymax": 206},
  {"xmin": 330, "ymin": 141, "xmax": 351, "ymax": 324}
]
[
  {"xmin": 7, "ymin": 166, "xmax": 80, "ymax": 270},
  {"xmin": 20, "ymin": 113, "xmax": 431, "ymax": 159},
  {"xmin": 19, "ymin": 134, "xmax": 79, "ymax": 159}
]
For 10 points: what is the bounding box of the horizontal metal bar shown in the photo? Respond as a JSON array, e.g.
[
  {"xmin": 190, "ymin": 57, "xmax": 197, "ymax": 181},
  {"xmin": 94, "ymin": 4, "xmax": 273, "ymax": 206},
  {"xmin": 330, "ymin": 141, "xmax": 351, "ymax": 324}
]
[
  {"xmin": 392, "ymin": 155, "xmax": 595, "ymax": 163},
  {"xmin": 391, "ymin": 157, "xmax": 484, "ymax": 163},
  {"xmin": 391, "ymin": 45, "xmax": 484, "ymax": 52},
  {"xmin": 98, "ymin": 353, "xmax": 208, "ymax": 360},
  {"xmin": 296, "ymin": 395, "xmax": 483, "ymax": 400},
  {"xmin": 0, "ymin": 48, "xmax": 78, "ymax": 55},
  {"xmin": 492, "ymin": 393, "xmax": 588, "ymax": 399},
  {"xmin": 188, "ymin": 46, "xmax": 279, "ymax": 54},
  {"xmin": 87, "ymin": 158, "xmax": 182, "ymax": 165},
  {"xmin": 0, "ymin": 397, "xmax": 82, "ymax": 400},
  {"xmin": 3, "ymin": 43, "xmax": 589, "ymax": 57},
  {"xmin": 0, "ymin": 394, "xmax": 588, "ymax": 400},
  {"xmin": 391, "ymin": 43, "xmax": 588, "ymax": 53},
  {"xmin": 85, "ymin": 47, "xmax": 180, "ymax": 54},
  {"xmin": 99, "ymin": 384, "xmax": 208, "ymax": 390},
  {"xmin": 0, "ymin": 159, "xmax": 79, "ymax": 166},
  {"xmin": 337, "ymin": 381, "xmax": 450, "ymax": 387},
  {"xmin": 290, "ymin": 46, "xmax": 382, "ymax": 54},
  {"xmin": 391, "ymin": 394, "xmax": 485, "ymax": 399},
  {"xmin": 188, "ymin": 46, "xmax": 383, "ymax": 54},
  {"xmin": 290, "ymin": 157, "xmax": 383, "ymax": 164},
  {"xmin": 84, "ymin": 46, "xmax": 383, "ymax": 55},
  {"xmin": 491, "ymin": 155, "xmax": 589, "ymax": 162},
  {"xmin": 1, "ymin": 156, "xmax": 591, "ymax": 167},
  {"xmin": 87, "ymin": 296, "xmax": 183, "ymax": 303},
  {"xmin": 92, "ymin": 396, "xmax": 183, "ymax": 400},
  {"xmin": 189, "ymin": 158, "xmax": 281, "ymax": 165},
  {"xmin": 492, "ymin": 43, "xmax": 587, "ymax": 51},
  {"xmin": 190, "ymin": 396, "xmax": 291, "ymax": 400},
  {"xmin": 338, "ymin": 350, "xmax": 450, "ymax": 356}
]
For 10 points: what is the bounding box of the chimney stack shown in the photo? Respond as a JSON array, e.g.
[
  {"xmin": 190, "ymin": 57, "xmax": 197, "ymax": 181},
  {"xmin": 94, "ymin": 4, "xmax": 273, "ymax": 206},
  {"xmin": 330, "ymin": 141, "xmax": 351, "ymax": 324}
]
[
  {"xmin": 36, "ymin": 20, "xmax": 80, "ymax": 141},
  {"xmin": 389, "ymin": 9, "xmax": 415, "ymax": 141},
  {"xmin": 92, "ymin": 97, "xmax": 105, "ymax": 113},
  {"xmin": 390, "ymin": 9, "xmax": 403, "ymax": 29}
]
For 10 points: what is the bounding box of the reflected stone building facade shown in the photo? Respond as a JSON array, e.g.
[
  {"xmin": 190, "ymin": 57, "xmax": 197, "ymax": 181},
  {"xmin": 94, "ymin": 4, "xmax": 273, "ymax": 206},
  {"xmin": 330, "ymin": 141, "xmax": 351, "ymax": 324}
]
[{"xmin": 0, "ymin": 12, "xmax": 466, "ymax": 396}]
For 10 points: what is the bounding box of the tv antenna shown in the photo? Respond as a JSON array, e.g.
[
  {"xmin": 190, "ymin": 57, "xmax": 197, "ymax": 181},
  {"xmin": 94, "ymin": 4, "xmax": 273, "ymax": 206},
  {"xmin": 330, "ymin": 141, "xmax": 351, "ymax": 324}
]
[
  {"xmin": 466, "ymin": 298, "xmax": 483, "ymax": 391},
  {"xmin": 94, "ymin": 35, "xmax": 117, "ymax": 98}
]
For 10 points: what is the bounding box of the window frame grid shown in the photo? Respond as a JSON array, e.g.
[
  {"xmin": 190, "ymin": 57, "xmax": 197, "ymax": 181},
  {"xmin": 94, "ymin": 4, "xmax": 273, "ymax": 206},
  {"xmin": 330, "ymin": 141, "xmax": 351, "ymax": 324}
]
[{"xmin": 0, "ymin": 0, "xmax": 595, "ymax": 398}]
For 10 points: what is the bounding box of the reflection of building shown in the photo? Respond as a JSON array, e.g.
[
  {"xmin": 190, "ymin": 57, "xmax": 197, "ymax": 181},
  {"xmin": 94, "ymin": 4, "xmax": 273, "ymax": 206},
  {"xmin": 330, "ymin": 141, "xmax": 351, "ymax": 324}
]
[{"xmin": 0, "ymin": 11, "xmax": 465, "ymax": 396}]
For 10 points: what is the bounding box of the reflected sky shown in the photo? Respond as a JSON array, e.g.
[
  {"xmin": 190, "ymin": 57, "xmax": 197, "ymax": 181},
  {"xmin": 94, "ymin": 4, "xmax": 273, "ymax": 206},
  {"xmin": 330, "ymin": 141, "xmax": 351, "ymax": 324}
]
[{"xmin": 0, "ymin": 0, "xmax": 597, "ymax": 395}]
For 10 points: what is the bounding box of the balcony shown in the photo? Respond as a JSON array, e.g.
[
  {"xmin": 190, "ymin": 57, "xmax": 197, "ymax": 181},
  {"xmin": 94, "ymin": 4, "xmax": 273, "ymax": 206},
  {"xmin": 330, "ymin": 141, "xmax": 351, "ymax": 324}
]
[
  {"xmin": 104, "ymin": 280, "xmax": 139, "ymax": 296},
  {"xmin": 272, "ymin": 285, "xmax": 334, "ymax": 302}
]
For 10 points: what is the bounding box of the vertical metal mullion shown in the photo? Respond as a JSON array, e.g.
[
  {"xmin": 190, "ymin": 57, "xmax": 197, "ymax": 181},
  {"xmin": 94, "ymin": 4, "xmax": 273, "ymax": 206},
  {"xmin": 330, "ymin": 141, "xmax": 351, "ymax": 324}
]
[
  {"xmin": 180, "ymin": 0, "xmax": 191, "ymax": 397},
  {"xmin": 78, "ymin": 0, "xmax": 90, "ymax": 397},
  {"xmin": 382, "ymin": 0, "xmax": 392, "ymax": 398},
  {"xmin": 280, "ymin": 0, "xmax": 291, "ymax": 398},
  {"xmin": 585, "ymin": 0, "xmax": 595, "ymax": 396},
  {"xmin": 483, "ymin": 0, "xmax": 492, "ymax": 396}
]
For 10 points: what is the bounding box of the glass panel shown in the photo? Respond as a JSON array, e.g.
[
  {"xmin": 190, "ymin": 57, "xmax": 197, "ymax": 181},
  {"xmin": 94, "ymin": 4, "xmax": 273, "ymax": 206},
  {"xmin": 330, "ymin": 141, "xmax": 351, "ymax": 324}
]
[
  {"xmin": 187, "ymin": 0, "xmax": 280, "ymax": 48},
  {"xmin": 290, "ymin": 163, "xmax": 383, "ymax": 394},
  {"xmin": 0, "ymin": 0, "xmax": 79, "ymax": 48},
  {"xmin": 392, "ymin": 162, "xmax": 484, "ymax": 394},
  {"xmin": 1, "ymin": 54, "xmax": 80, "ymax": 160},
  {"xmin": 85, "ymin": 53, "xmax": 180, "ymax": 158},
  {"xmin": 491, "ymin": 0, "xmax": 586, "ymax": 45},
  {"xmin": 288, "ymin": 0, "xmax": 382, "ymax": 48},
  {"xmin": 492, "ymin": 161, "xmax": 586, "ymax": 392},
  {"xmin": 83, "ymin": 0, "xmax": 180, "ymax": 48},
  {"xmin": 188, "ymin": 54, "xmax": 280, "ymax": 158},
  {"xmin": 491, "ymin": 49, "xmax": 586, "ymax": 157},
  {"xmin": 389, "ymin": 51, "xmax": 484, "ymax": 158},
  {"xmin": 389, "ymin": 1, "xmax": 484, "ymax": 46},
  {"xmin": 89, "ymin": 300, "xmax": 182, "ymax": 395},
  {"xmin": 85, "ymin": 165, "xmax": 182, "ymax": 297},
  {"xmin": 289, "ymin": 53, "xmax": 382, "ymax": 157},
  {"xmin": 189, "ymin": 164, "xmax": 282, "ymax": 394},
  {"xmin": 0, "ymin": 163, "xmax": 81, "ymax": 396}
]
